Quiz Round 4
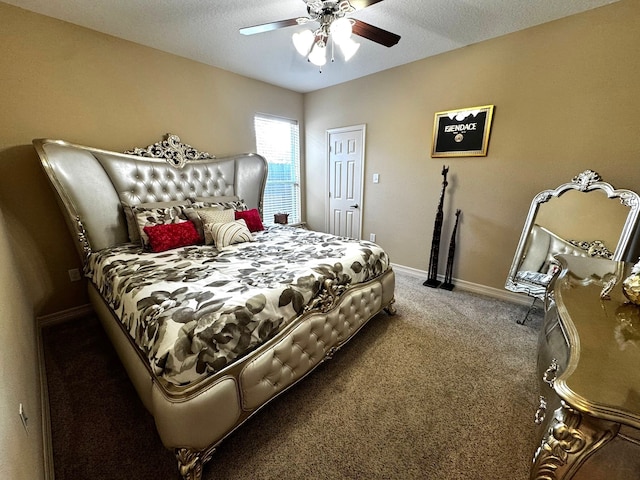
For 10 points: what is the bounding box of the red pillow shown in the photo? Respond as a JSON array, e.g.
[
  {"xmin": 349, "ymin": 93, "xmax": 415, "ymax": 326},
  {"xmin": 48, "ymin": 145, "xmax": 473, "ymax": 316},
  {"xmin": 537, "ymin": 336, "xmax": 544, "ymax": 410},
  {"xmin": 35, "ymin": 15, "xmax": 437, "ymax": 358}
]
[
  {"xmin": 234, "ymin": 208, "xmax": 264, "ymax": 232},
  {"xmin": 143, "ymin": 221, "xmax": 202, "ymax": 253}
]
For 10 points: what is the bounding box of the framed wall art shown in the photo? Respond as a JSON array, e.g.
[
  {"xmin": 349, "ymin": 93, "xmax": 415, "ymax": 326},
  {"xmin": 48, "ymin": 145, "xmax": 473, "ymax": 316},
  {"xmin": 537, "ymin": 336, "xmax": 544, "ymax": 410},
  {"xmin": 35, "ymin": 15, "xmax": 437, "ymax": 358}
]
[{"xmin": 431, "ymin": 105, "xmax": 495, "ymax": 158}]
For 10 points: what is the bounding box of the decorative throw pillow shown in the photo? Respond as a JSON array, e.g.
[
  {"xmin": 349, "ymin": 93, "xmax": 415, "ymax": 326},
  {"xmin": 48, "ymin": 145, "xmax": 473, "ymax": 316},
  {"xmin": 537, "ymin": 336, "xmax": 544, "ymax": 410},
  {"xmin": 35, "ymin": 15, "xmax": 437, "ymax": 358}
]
[
  {"xmin": 133, "ymin": 205, "xmax": 186, "ymax": 248},
  {"xmin": 193, "ymin": 195, "xmax": 239, "ymax": 204},
  {"xmin": 181, "ymin": 206, "xmax": 214, "ymax": 241},
  {"xmin": 122, "ymin": 200, "xmax": 190, "ymax": 243},
  {"xmin": 197, "ymin": 208, "xmax": 235, "ymax": 244},
  {"xmin": 206, "ymin": 219, "xmax": 253, "ymax": 249},
  {"xmin": 191, "ymin": 196, "xmax": 248, "ymax": 212},
  {"xmin": 143, "ymin": 221, "xmax": 202, "ymax": 253},
  {"xmin": 234, "ymin": 208, "xmax": 264, "ymax": 232}
]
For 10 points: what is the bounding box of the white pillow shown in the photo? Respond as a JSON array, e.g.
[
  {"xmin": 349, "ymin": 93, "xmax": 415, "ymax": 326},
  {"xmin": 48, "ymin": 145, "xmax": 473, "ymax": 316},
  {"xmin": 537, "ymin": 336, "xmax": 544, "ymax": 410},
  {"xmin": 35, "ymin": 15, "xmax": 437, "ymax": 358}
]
[{"xmin": 206, "ymin": 219, "xmax": 253, "ymax": 249}]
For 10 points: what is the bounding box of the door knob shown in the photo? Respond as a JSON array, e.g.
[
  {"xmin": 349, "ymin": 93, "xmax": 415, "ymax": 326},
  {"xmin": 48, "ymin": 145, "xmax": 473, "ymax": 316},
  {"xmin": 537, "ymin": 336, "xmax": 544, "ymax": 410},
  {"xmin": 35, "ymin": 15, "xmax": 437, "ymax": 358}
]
[{"xmin": 350, "ymin": 204, "xmax": 359, "ymax": 209}]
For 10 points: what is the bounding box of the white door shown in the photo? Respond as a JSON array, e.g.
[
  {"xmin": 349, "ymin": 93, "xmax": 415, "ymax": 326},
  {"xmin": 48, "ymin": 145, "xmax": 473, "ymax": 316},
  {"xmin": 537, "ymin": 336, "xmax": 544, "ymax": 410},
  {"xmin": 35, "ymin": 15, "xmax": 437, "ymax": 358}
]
[{"xmin": 327, "ymin": 125, "xmax": 365, "ymax": 239}]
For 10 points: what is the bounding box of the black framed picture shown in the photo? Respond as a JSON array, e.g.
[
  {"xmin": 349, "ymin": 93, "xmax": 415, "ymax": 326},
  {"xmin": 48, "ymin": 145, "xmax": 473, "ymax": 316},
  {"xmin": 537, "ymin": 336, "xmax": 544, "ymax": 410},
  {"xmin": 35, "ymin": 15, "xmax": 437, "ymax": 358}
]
[{"xmin": 431, "ymin": 105, "xmax": 495, "ymax": 158}]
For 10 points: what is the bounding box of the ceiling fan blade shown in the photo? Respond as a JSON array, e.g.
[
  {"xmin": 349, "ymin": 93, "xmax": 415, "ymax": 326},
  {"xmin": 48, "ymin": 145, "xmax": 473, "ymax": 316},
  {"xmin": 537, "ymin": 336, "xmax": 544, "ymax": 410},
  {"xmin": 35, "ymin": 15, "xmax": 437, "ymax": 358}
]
[
  {"xmin": 349, "ymin": 0, "xmax": 386, "ymax": 10},
  {"xmin": 239, "ymin": 18, "xmax": 301, "ymax": 36},
  {"xmin": 352, "ymin": 19, "xmax": 400, "ymax": 47}
]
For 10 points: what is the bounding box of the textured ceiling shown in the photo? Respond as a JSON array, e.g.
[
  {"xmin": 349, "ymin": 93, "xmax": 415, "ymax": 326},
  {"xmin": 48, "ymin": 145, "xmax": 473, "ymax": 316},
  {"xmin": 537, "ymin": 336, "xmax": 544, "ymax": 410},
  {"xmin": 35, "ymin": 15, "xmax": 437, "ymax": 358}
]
[{"xmin": 5, "ymin": 0, "xmax": 620, "ymax": 93}]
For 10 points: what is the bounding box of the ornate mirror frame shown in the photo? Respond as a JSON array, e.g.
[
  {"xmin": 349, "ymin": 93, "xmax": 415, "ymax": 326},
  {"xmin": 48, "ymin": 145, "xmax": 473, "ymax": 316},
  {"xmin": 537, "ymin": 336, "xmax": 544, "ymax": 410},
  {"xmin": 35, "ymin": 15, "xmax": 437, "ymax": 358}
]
[{"xmin": 505, "ymin": 170, "xmax": 640, "ymax": 299}]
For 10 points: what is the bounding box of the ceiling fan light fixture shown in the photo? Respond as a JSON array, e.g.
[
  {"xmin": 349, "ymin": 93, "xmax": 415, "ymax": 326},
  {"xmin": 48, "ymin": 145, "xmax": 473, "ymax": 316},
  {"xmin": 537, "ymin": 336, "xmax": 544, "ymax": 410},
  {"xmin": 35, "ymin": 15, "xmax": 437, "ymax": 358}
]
[
  {"xmin": 339, "ymin": 37, "xmax": 360, "ymax": 61},
  {"xmin": 240, "ymin": 0, "xmax": 401, "ymax": 71},
  {"xmin": 329, "ymin": 17, "xmax": 353, "ymax": 45},
  {"xmin": 292, "ymin": 29, "xmax": 315, "ymax": 56},
  {"xmin": 308, "ymin": 42, "xmax": 327, "ymax": 67}
]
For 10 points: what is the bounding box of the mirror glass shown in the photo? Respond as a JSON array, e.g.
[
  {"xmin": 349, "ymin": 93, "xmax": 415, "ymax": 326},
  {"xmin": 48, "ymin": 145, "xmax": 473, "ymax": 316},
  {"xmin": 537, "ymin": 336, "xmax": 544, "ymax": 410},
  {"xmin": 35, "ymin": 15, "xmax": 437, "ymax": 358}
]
[{"xmin": 506, "ymin": 170, "xmax": 640, "ymax": 299}]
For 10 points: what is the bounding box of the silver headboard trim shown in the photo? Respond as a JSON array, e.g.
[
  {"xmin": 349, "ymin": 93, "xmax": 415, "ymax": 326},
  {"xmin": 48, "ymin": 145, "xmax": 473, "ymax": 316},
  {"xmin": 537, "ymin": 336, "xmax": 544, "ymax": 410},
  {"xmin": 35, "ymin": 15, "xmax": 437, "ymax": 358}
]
[
  {"xmin": 124, "ymin": 133, "xmax": 215, "ymax": 168},
  {"xmin": 75, "ymin": 215, "xmax": 92, "ymax": 260}
]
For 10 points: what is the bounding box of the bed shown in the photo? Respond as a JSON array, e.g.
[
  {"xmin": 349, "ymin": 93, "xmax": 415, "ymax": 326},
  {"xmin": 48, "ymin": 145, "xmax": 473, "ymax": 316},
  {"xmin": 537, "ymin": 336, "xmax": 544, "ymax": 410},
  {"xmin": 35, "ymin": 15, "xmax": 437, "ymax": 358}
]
[{"xmin": 34, "ymin": 134, "xmax": 396, "ymax": 479}]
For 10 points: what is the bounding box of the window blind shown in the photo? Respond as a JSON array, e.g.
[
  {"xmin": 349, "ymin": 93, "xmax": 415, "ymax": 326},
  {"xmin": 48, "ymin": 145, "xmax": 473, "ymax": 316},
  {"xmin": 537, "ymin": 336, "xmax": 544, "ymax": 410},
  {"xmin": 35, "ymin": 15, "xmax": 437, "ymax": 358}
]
[{"xmin": 254, "ymin": 114, "xmax": 301, "ymax": 225}]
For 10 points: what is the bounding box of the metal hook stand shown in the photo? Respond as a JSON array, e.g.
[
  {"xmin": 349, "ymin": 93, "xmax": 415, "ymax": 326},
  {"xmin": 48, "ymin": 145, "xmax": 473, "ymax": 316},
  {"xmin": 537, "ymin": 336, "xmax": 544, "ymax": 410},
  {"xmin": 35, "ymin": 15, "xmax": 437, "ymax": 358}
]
[{"xmin": 424, "ymin": 166, "xmax": 449, "ymax": 288}]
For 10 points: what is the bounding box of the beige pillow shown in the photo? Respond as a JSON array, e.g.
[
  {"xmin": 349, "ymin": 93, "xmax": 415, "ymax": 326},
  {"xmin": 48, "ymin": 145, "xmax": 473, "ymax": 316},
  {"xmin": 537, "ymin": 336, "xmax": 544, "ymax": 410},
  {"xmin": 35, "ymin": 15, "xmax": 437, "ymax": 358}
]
[
  {"xmin": 182, "ymin": 206, "xmax": 222, "ymax": 241},
  {"xmin": 192, "ymin": 195, "xmax": 239, "ymax": 204},
  {"xmin": 197, "ymin": 208, "xmax": 235, "ymax": 244},
  {"xmin": 206, "ymin": 219, "xmax": 253, "ymax": 249}
]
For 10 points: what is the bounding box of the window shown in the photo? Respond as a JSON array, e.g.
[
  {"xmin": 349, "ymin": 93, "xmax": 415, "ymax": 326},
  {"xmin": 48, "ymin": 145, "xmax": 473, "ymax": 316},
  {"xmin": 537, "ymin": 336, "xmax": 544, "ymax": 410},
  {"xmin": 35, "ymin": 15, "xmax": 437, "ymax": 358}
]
[{"xmin": 254, "ymin": 114, "xmax": 301, "ymax": 225}]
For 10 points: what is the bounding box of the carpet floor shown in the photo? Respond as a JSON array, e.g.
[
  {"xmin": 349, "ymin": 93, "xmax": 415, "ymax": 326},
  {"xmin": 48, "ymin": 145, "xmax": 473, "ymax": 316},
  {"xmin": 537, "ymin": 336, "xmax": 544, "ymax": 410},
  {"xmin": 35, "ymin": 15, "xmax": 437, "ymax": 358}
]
[{"xmin": 42, "ymin": 270, "xmax": 542, "ymax": 479}]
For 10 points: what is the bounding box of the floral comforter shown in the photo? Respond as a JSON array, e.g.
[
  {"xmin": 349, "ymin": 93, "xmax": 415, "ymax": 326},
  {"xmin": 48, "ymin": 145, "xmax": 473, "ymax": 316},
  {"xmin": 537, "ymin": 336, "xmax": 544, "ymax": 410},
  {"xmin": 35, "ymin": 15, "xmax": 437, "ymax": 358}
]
[{"xmin": 87, "ymin": 226, "xmax": 390, "ymax": 387}]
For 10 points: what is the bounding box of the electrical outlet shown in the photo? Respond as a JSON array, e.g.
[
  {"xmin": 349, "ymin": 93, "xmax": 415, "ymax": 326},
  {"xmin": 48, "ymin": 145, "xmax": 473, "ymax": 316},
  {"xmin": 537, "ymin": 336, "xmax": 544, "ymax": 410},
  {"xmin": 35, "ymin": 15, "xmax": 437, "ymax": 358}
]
[
  {"xmin": 19, "ymin": 403, "xmax": 28, "ymax": 432},
  {"xmin": 68, "ymin": 268, "xmax": 81, "ymax": 282},
  {"xmin": 370, "ymin": 233, "xmax": 376, "ymax": 242}
]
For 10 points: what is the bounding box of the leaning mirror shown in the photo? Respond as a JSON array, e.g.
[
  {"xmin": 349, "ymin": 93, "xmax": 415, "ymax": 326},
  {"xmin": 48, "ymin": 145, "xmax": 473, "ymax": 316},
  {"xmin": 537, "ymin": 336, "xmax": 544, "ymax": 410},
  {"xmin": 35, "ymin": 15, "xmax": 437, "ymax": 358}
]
[{"xmin": 505, "ymin": 170, "xmax": 640, "ymax": 317}]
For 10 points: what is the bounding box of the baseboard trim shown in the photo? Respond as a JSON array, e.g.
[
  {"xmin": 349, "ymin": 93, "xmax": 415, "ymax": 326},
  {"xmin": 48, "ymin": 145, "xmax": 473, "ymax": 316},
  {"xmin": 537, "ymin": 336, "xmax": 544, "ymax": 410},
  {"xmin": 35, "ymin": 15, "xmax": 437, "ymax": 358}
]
[
  {"xmin": 37, "ymin": 303, "xmax": 93, "ymax": 328},
  {"xmin": 391, "ymin": 263, "xmax": 532, "ymax": 307}
]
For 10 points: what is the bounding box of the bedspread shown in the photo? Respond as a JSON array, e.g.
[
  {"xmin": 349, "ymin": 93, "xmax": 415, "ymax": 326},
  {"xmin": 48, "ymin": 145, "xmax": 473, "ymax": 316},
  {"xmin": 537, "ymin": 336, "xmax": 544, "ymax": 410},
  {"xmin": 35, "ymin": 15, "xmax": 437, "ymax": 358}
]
[{"xmin": 86, "ymin": 226, "xmax": 390, "ymax": 387}]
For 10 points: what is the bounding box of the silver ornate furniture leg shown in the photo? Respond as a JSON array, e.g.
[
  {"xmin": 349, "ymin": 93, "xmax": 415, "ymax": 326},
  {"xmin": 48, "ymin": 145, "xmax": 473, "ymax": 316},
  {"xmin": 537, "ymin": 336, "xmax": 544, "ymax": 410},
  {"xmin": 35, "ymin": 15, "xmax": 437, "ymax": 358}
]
[
  {"xmin": 176, "ymin": 448, "xmax": 214, "ymax": 480},
  {"xmin": 384, "ymin": 297, "xmax": 397, "ymax": 315},
  {"xmin": 531, "ymin": 402, "xmax": 618, "ymax": 480}
]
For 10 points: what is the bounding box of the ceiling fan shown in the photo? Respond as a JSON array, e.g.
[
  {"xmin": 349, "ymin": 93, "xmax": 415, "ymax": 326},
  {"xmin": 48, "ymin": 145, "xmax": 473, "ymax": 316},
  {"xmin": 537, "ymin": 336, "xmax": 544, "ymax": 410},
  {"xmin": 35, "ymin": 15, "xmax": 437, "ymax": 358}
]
[{"xmin": 239, "ymin": 0, "xmax": 401, "ymax": 67}]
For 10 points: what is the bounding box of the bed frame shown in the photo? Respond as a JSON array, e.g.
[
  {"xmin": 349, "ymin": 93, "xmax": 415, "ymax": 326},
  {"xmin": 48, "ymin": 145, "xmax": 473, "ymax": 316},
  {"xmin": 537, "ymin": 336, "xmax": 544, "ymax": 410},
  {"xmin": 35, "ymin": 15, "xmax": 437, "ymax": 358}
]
[{"xmin": 34, "ymin": 134, "xmax": 396, "ymax": 479}]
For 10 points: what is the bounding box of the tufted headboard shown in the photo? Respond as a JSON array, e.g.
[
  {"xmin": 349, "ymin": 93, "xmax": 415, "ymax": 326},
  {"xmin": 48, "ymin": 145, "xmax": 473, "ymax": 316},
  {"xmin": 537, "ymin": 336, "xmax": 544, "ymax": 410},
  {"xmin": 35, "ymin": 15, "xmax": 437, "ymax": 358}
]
[{"xmin": 33, "ymin": 135, "xmax": 267, "ymax": 261}]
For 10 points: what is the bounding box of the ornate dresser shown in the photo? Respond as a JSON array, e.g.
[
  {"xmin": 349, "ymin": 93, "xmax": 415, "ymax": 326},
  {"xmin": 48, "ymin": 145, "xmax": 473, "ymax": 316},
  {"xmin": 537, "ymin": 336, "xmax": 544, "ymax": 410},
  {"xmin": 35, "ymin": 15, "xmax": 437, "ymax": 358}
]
[{"xmin": 532, "ymin": 254, "xmax": 640, "ymax": 479}]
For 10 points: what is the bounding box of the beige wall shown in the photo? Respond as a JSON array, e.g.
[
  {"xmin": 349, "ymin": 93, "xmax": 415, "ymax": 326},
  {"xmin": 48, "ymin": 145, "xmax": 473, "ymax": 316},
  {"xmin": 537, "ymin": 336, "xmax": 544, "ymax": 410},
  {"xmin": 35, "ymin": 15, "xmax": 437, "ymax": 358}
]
[
  {"xmin": 304, "ymin": 0, "xmax": 640, "ymax": 290},
  {"xmin": 0, "ymin": 208, "xmax": 43, "ymax": 479},
  {"xmin": 0, "ymin": 3, "xmax": 303, "ymax": 478}
]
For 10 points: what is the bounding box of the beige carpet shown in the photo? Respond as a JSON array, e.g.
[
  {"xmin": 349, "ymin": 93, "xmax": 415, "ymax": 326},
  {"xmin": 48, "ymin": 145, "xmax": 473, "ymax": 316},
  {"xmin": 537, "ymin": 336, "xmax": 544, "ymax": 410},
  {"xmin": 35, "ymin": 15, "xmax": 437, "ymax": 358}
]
[{"xmin": 43, "ymin": 270, "xmax": 542, "ymax": 479}]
